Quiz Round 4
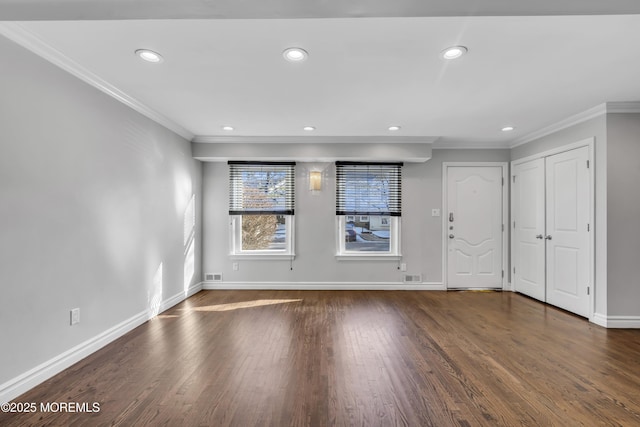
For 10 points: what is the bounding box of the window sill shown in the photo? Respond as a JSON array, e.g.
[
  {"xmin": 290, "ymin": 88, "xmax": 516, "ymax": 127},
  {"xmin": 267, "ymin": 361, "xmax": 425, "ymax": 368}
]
[
  {"xmin": 335, "ymin": 254, "xmax": 402, "ymax": 261},
  {"xmin": 229, "ymin": 253, "xmax": 296, "ymax": 260}
]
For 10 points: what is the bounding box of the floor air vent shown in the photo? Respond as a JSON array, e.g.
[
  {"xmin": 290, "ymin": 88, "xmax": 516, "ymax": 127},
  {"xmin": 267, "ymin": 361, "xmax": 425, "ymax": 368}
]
[{"xmin": 403, "ymin": 274, "xmax": 422, "ymax": 283}]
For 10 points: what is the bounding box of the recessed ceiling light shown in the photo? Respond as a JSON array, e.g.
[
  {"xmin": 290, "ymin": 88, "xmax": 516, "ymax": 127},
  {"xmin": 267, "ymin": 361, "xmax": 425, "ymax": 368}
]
[
  {"xmin": 501, "ymin": 126, "xmax": 515, "ymax": 132},
  {"xmin": 283, "ymin": 47, "xmax": 308, "ymax": 62},
  {"xmin": 442, "ymin": 46, "xmax": 468, "ymax": 60},
  {"xmin": 303, "ymin": 126, "xmax": 315, "ymax": 131},
  {"xmin": 388, "ymin": 126, "xmax": 401, "ymax": 131},
  {"xmin": 222, "ymin": 126, "xmax": 234, "ymax": 131},
  {"xmin": 135, "ymin": 49, "xmax": 163, "ymax": 63}
]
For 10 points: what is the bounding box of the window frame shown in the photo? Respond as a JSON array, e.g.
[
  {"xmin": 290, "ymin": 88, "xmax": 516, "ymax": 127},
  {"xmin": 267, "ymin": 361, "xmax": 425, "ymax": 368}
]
[
  {"xmin": 229, "ymin": 214, "xmax": 295, "ymax": 259},
  {"xmin": 228, "ymin": 161, "xmax": 296, "ymax": 259},
  {"xmin": 335, "ymin": 162, "xmax": 403, "ymax": 260}
]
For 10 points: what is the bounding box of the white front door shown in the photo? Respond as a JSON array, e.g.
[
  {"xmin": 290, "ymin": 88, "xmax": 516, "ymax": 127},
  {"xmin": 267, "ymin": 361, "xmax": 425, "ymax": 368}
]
[
  {"xmin": 545, "ymin": 146, "xmax": 591, "ymax": 317},
  {"xmin": 446, "ymin": 166, "xmax": 504, "ymax": 289},
  {"xmin": 512, "ymin": 158, "xmax": 546, "ymax": 300}
]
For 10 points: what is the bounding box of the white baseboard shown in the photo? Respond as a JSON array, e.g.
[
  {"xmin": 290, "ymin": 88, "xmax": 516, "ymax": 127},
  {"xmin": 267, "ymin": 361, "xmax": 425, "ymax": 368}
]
[
  {"xmin": 201, "ymin": 281, "xmax": 446, "ymax": 291},
  {"xmin": 0, "ymin": 282, "xmax": 202, "ymax": 405},
  {"xmin": 592, "ymin": 313, "xmax": 640, "ymax": 328}
]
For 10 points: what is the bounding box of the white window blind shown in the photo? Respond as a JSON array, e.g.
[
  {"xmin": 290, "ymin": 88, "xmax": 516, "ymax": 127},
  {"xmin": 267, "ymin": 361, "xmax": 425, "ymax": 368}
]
[
  {"xmin": 228, "ymin": 162, "xmax": 295, "ymax": 215},
  {"xmin": 335, "ymin": 162, "xmax": 402, "ymax": 216}
]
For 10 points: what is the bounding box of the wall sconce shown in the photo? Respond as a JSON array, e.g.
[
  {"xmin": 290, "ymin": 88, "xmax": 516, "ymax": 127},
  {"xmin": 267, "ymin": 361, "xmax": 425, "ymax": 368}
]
[{"xmin": 309, "ymin": 171, "xmax": 322, "ymax": 191}]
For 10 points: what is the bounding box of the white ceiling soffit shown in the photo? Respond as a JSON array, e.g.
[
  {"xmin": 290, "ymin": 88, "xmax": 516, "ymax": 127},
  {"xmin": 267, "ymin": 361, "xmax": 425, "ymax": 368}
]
[
  {"xmin": 191, "ymin": 141, "xmax": 433, "ymax": 163},
  {"xmin": 2, "ymin": 0, "xmax": 640, "ymax": 20}
]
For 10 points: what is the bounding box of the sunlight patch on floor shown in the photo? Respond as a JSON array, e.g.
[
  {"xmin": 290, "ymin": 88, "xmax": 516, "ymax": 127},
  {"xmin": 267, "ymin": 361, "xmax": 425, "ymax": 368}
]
[
  {"xmin": 156, "ymin": 314, "xmax": 180, "ymax": 319},
  {"xmin": 188, "ymin": 299, "xmax": 303, "ymax": 312}
]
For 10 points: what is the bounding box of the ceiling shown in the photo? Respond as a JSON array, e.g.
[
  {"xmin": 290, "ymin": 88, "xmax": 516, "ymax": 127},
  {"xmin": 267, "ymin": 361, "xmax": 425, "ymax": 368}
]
[{"xmin": 2, "ymin": 1, "xmax": 640, "ymax": 148}]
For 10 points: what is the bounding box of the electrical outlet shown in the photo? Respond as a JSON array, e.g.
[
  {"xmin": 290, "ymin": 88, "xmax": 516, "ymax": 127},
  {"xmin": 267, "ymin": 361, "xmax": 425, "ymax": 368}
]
[
  {"xmin": 400, "ymin": 263, "xmax": 407, "ymax": 272},
  {"xmin": 232, "ymin": 262, "xmax": 239, "ymax": 271},
  {"xmin": 70, "ymin": 308, "xmax": 80, "ymax": 325}
]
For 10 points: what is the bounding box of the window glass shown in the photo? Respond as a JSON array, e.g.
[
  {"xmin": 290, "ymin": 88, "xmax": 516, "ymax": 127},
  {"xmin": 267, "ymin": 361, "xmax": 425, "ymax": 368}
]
[
  {"xmin": 241, "ymin": 214, "xmax": 287, "ymax": 251},
  {"xmin": 344, "ymin": 215, "xmax": 391, "ymax": 252}
]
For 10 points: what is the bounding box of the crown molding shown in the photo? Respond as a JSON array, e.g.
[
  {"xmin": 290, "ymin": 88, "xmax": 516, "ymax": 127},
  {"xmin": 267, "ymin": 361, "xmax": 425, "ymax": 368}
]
[
  {"xmin": 509, "ymin": 103, "xmax": 606, "ymax": 148},
  {"xmin": 509, "ymin": 101, "xmax": 640, "ymax": 149},
  {"xmin": 191, "ymin": 135, "xmax": 438, "ymax": 144},
  {"xmin": 606, "ymin": 101, "xmax": 640, "ymax": 113},
  {"xmin": 0, "ymin": 22, "xmax": 194, "ymax": 141},
  {"xmin": 432, "ymin": 140, "xmax": 510, "ymax": 150}
]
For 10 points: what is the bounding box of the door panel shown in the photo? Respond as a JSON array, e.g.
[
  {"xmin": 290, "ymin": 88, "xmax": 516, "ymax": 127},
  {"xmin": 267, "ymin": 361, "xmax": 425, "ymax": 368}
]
[
  {"xmin": 446, "ymin": 166, "xmax": 503, "ymax": 289},
  {"xmin": 513, "ymin": 158, "xmax": 546, "ymax": 300},
  {"xmin": 545, "ymin": 146, "xmax": 590, "ymax": 317},
  {"xmin": 478, "ymin": 250, "xmax": 495, "ymax": 274}
]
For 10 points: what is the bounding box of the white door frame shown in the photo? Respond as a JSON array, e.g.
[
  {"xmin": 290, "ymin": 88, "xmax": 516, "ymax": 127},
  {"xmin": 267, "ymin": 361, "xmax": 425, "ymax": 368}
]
[
  {"xmin": 442, "ymin": 162, "xmax": 509, "ymax": 290},
  {"xmin": 510, "ymin": 137, "xmax": 595, "ymax": 320}
]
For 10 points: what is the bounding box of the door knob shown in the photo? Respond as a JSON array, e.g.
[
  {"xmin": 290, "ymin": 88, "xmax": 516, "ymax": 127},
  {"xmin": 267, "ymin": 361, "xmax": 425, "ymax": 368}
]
[
  {"xmin": 536, "ymin": 234, "xmax": 544, "ymax": 239},
  {"xmin": 449, "ymin": 234, "xmax": 455, "ymax": 239},
  {"xmin": 545, "ymin": 235, "xmax": 552, "ymax": 240}
]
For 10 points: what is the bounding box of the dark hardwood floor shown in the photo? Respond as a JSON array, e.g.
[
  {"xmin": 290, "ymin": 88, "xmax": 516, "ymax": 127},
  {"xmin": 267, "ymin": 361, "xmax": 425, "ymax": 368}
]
[{"xmin": 2, "ymin": 290, "xmax": 640, "ymax": 426}]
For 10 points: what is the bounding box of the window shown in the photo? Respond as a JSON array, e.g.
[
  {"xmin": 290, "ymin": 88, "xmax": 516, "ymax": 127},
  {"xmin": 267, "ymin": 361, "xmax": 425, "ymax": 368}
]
[
  {"xmin": 229, "ymin": 161, "xmax": 295, "ymax": 257},
  {"xmin": 335, "ymin": 162, "xmax": 402, "ymax": 257}
]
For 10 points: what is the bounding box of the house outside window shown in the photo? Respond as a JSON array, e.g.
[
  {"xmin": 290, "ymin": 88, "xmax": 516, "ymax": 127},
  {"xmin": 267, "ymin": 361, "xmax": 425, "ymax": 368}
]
[
  {"xmin": 228, "ymin": 161, "xmax": 295, "ymax": 258},
  {"xmin": 335, "ymin": 162, "xmax": 402, "ymax": 258}
]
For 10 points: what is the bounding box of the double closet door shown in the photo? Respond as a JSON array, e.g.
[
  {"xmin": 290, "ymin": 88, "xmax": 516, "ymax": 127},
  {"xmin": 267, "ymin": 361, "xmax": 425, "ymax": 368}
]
[{"xmin": 512, "ymin": 146, "xmax": 591, "ymax": 317}]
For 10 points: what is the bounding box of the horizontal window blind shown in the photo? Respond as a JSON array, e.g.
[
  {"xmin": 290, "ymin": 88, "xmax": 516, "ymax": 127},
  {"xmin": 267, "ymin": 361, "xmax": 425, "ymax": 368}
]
[
  {"xmin": 229, "ymin": 161, "xmax": 295, "ymax": 215},
  {"xmin": 336, "ymin": 162, "xmax": 402, "ymax": 216}
]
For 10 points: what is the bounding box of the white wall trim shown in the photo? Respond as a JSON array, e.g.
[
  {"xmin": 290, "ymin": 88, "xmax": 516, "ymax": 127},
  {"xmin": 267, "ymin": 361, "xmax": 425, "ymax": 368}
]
[
  {"xmin": 432, "ymin": 141, "xmax": 511, "ymax": 150},
  {"xmin": 510, "ymin": 102, "xmax": 640, "ymax": 149},
  {"xmin": 201, "ymin": 281, "xmax": 446, "ymax": 291},
  {"xmin": 0, "ymin": 282, "xmax": 202, "ymax": 405},
  {"xmin": 606, "ymin": 101, "xmax": 640, "ymax": 113},
  {"xmin": 509, "ymin": 104, "xmax": 605, "ymax": 148},
  {"xmin": 592, "ymin": 313, "xmax": 640, "ymax": 329},
  {"xmin": 0, "ymin": 22, "xmax": 194, "ymax": 141}
]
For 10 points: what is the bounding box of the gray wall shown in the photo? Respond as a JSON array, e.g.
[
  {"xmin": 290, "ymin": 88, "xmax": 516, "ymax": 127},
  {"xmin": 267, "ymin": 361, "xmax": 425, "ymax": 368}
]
[
  {"xmin": 201, "ymin": 148, "xmax": 509, "ymax": 286},
  {"xmin": 606, "ymin": 113, "xmax": 640, "ymax": 316},
  {"xmin": 0, "ymin": 36, "xmax": 202, "ymax": 390}
]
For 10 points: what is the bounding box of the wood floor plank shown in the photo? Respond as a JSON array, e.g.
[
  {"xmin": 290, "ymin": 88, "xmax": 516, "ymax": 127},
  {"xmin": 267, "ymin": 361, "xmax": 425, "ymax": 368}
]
[{"xmin": 2, "ymin": 290, "xmax": 640, "ymax": 426}]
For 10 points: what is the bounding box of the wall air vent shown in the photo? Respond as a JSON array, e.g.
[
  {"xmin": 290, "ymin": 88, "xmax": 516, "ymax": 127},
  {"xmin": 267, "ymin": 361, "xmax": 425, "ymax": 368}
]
[
  {"xmin": 205, "ymin": 273, "xmax": 223, "ymax": 282},
  {"xmin": 403, "ymin": 274, "xmax": 422, "ymax": 283}
]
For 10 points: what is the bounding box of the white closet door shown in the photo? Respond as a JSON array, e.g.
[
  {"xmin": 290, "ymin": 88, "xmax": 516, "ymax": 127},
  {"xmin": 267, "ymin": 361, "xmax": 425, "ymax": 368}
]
[
  {"xmin": 545, "ymin": 146, "xmax": 591, "ymax": 317},
  {"xmin": 513, "ymin": 158, "xmax": 546, "ymax": 301}
]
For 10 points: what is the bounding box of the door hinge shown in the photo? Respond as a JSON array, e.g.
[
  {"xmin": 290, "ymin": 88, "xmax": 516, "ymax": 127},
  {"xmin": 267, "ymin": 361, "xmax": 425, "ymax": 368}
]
[
  {"xmin": 587, "ymin": 223, "xmax": 590, "ymax": 232},
  {"xmin": 502, "ymin": 270, "xmax": 504, "ymax": 278},
  {"xmin": 502, "ymin": 177, "xmax": 504, "ymax": 186},
  {"xmin": 513, "ymin": 221, "xmax": 516, "ymax": 229},
  {"xmin": 512, "ymin": 175, "xmax": 516, "ymax": 183},
  {"xmin": 587, "ymin": 287, "xmax": 590, "ymax": 295},
  {"xmin": 513, "ymin": 267, "xmax": 516, "ymax": 275},
  {"xmin": 502, "ymin": 224, "xmax": 505, "ymax": 232},
  {"xmin": 587, "ymin": 160, "xmax": 590, "ymax": 169}
]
